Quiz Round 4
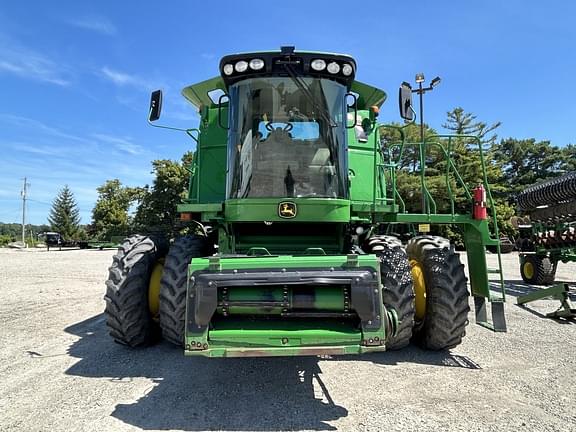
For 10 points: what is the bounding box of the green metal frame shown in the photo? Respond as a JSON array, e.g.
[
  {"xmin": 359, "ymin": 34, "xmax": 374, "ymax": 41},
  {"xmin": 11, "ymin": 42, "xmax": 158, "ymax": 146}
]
[
  {"xmin": 517, "ymin": 283, "xmax": 576, "ymax": 319},
  {"xmin": 373, "ymin": 125, "xmax": 506, "ymax": 330}
]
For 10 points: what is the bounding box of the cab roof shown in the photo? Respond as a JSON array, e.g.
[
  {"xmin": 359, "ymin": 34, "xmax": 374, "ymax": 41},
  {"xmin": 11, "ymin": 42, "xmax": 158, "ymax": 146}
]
[{"xmin": 181, "ymin": 76, "xmax": 387, "ymax": 111}]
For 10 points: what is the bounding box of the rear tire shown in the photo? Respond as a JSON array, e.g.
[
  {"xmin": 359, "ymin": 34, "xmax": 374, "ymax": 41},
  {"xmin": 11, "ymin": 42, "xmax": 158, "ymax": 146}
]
[
  {"xmin": 104, "ymin": 235, "xmax": 167, "ymax": 347},
  {"xmin": 407, "ymin": 236, "xmax": 469, "ymax": 350},
  {"xmin": 159, "ymin": 235, "xmax": 209, "ymax": 346},
  {"xmin": 520, "ymin": 255, "xmax": 556, "ymax": 285},
  {"xmin": 366, "ymin": 236, "xmax": 415, "ymax": 350}
]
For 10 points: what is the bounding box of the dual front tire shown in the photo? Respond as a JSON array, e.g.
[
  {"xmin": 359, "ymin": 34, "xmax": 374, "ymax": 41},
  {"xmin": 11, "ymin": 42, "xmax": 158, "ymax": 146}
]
[
  {"xmin": 369, "ymin": 235, "xmax": 470, "ymax": 351},
  {"xmin": 104, "ymin": 234, "xmax": 206, "ymax": 347}
]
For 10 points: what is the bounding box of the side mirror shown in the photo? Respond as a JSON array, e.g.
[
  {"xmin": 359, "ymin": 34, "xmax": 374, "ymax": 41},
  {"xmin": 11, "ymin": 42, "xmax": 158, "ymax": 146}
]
[
  {"xmin": 149, "ymin": 90, "xmax": 163, "ymax": 122},
  {"xmin": 398, "ymin": 83, "xmax": 414, "ymax": 121}
]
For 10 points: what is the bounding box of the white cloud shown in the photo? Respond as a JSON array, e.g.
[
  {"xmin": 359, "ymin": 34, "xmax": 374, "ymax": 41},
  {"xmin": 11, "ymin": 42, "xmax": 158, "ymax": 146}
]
[
  {"xmin": 100, "ymin": 66, "xmax": 160, "ymax": 91},
  {"xmin": 66, "ymin": 16, "xmax": 117, "ymax": 36},
  {"xmin": 0, "ymin": 38, "xmax": 71, "ymax": 86},
  {"xmin": 92, "ymin": 133, "xmax": 145, "ymax": 155},
  {"xmin": 0, "ymin": 114, "xmax": 91, "ymax": 145},
  {"xmin": 10, "ymin": 142, "xmax": 62, "ymax": 156}
]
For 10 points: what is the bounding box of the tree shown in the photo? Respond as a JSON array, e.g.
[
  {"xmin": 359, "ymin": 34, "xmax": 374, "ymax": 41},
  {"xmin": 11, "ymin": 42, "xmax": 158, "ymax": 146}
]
[
  {"xmin": 442, "ymin": 107, "xmax": 501, "ymax": 145},
  {"xmin": 380, "ymin": 122, "xmax": 439, "ymax": 172},
  {"xmin": 47, "ymin": 185, "xmax": 81, "ymax": 240},
  {"xmin": 560, "ymin": 144, "xmax": 576, "ymax": 173},
  {"xmin": 133, "ymin": 151, "xmax": 193, "ymax": 234},
  {"xmin": 493, "ymin": 138, "xmax": 563, "ymax": 197},
  {"xmin": 91, "ymin": 179, "xmax": 142, "ymax": 239}
]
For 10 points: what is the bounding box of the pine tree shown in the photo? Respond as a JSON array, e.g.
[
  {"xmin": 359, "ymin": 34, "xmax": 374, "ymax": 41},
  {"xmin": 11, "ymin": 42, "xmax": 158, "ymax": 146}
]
[
  {"xmin": 47, "ymin": 185, "xmax": 81, "ymax": 240},
  {"xmin": 442, "ymin": 107, "xmax": 501, "ymax": 145}
]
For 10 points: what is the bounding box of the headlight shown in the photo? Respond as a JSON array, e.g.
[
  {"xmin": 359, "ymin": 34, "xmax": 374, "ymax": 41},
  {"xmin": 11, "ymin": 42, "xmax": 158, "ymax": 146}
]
[
  {"xmin": 342, "ymin": 63, "xmax": 353, "ymax": 76},
  {"xmin": 223, "ymin": 64, "xmax": 234, "ymax": 76},
  {"xmin": 235, "ymin": 61, "xmax": 248, "ymax": 73},
  {"xmin": 311, "ymin": 59, "xmax": 326, "ymax": 71},
  {"xmin": 249, "ymin": 58, "xmax": 265, "ymax": 70},
  {"xmin": 327, "ymin": 62, "xmax": 340, "ymax": 74}
]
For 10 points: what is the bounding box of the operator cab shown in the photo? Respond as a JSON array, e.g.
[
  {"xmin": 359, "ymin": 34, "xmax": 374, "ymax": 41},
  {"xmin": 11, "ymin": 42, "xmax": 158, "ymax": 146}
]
[{"xmin": 220, "ymin": 47, "xmax": 357, "ymax": 200}]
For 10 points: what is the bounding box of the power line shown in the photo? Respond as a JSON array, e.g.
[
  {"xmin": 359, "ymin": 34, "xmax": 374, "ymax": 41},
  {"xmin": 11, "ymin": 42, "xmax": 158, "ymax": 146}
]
[{"xmin": 27, "ymin": 199, "xmax": 52, "ymax": 206}]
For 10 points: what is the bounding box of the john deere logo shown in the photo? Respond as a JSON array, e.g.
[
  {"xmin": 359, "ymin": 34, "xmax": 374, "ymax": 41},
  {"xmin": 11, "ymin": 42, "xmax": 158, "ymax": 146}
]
[{"xmin": 278, "ymin": 202, "xmax": 297, "ymax": 218}]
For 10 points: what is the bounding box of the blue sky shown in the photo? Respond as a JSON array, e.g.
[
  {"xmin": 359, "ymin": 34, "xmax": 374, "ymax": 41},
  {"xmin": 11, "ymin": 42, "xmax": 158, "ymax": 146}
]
[{"xmin": 1, "ymin": 1, "xmax": 575, "ymax": 225}]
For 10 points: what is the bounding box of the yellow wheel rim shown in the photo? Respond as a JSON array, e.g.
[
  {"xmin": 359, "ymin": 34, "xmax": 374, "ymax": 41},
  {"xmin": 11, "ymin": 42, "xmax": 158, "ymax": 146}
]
[
  {"xmin": 148, "ymin": 259, "xmax": 164, "ymax": 319},
  {"xmin": 410, "ymin": 259, "xmax": 427, "ymax": 320},
  {"xmin": 523, "ymin": 261, "xmax": 534, "ymax": 280}
]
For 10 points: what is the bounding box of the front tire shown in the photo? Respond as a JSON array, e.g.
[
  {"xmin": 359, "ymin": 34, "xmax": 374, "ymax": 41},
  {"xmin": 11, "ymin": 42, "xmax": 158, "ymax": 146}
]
[
  {"xmin": 159, "ymin": 235, "xmax": 209, "ymax": 346},
  {"xmin": 407, "ymin": 236, "xmax": 469, "ymax": 350},
  {"xmin": 366, "ymin": 236, "xmax": 415, "ymax": 350},
  {"xmin": 104, "ymin": 235, "xmax": 167, "ymax": 347}
]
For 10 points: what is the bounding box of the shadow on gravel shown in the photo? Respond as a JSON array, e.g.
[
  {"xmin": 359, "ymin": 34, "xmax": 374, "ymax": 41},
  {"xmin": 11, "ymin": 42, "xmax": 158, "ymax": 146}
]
[
  {"xmin": 64, "ymin": 314, "xmax": 480, "ymax": 430},
  {"xmin": 353, "ymin": 348, "xmax": 481, "ymax": 369},
  {"xmin": 65, "ymin": 314, "xmax": 346, "ymax": 431}
]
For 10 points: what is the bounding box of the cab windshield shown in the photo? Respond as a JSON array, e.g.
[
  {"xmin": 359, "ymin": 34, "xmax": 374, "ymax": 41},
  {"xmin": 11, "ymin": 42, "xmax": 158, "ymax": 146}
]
[{"xmin": 226, "ymin": 77, "xmax": 348, "ymax": 199}]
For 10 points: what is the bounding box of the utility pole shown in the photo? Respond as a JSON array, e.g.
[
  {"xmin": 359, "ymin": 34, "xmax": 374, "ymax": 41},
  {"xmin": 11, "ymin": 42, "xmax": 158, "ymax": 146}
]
[{"xmin": 21, "ymin": 178, "xmax": 29, "ymax": 247}]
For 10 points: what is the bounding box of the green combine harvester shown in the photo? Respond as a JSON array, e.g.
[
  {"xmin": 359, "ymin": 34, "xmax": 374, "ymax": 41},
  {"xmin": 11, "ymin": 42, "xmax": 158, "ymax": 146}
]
[{"xmin": 104, "ymin": 47, "xmax": 507, "ymax": 357}]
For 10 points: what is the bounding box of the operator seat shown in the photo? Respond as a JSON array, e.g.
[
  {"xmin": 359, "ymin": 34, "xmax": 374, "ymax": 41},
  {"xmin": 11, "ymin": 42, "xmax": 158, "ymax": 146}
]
[{"xmin": 250, "ymin": 128, "xmax": 299, "ymax": 197}]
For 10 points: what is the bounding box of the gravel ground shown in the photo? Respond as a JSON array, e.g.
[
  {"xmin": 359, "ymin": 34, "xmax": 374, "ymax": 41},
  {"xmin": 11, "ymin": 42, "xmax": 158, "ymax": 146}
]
[{"xmin": 0, "ymin": 247, "xmax": 575, "ymax": 432}]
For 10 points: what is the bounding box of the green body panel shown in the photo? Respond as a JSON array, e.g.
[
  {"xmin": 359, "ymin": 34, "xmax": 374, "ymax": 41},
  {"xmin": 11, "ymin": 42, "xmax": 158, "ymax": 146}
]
[
  {"xmin": 208, "ymin": 320, "xmax": 360, "ymax": 346},
  {"xmin": 186, "ymin": 106, "xmax": 227, "ymax": 205},
  {"xmin": 350, "ymin": 81, "xmax": 386, "ymax": 108},
  {"xmin": 188, "ymin": 253, "xmax": 378, "ymax": 272},
  {"xmin": 224, "ymin": 198, "xmax": 350, "ymax": 222},
  {"xmin": 182, "ymin": 76, "xmax": 226, "ymax": 110},
  {"xmin": 190, "ymin": 319, "xmax": 385, "ymax": 358}
]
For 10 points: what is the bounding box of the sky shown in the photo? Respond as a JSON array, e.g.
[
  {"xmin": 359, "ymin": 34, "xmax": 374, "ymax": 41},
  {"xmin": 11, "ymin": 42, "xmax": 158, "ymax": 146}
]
[{"xmin": 1, "ymin": 1, "xmax": 575, "ymax": 225}]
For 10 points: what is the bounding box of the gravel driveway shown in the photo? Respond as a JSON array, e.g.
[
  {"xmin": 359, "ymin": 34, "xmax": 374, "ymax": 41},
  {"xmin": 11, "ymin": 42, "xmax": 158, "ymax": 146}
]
[{"xmin": 0, "ymin": 248, "xmax": 575, "ymax": 432}]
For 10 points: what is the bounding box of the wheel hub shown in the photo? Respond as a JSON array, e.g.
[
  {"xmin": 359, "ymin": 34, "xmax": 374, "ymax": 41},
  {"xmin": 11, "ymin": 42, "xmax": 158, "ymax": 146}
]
[
  {"xmin": 410, "ymin": 259, "xmax": 427, "ymax": 320},
  {"xmin": 523, "ymin": 261, "xmax": 534, "ymax": 279},
  {"xmin": 148, "ymin": 260, "xmax": 164, "ymax": 319}
]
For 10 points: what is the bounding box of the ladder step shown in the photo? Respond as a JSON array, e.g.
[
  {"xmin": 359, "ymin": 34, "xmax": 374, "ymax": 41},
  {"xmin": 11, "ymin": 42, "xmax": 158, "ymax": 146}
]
[{"xmin": 487, "ymin": 269, "xmax": 502, "ymax": 274}]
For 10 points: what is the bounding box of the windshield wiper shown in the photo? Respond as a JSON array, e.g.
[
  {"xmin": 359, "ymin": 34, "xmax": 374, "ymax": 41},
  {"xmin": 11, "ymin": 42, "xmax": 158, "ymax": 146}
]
[
  {"xmin": 282, "ymin": 64, "xmax": 339, "ymax": 169},
  {"xmin": 282, "ymin": 64, "xmax": 337, "ymax": 128}
]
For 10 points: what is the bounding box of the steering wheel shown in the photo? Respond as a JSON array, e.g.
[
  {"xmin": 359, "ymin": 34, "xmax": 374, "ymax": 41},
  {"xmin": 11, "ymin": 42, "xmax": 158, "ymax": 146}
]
[{"xmin": 265, "ymin": 121, "xmax": 293, "ymax": 132}]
